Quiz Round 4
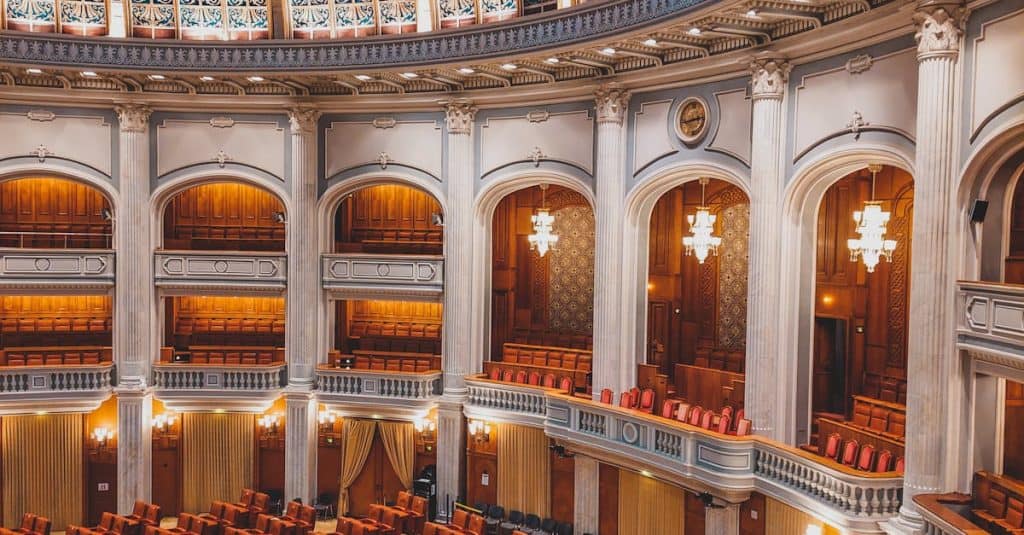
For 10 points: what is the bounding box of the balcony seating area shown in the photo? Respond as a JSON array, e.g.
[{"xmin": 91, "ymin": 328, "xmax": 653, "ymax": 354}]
[
  {"xmin": 0, "ymin": 346, "xmax": 112, "ymax": 366},
  {"xmin": 344, "ymin": 229, "xmax": 443, "ymax": 256},
  {"xmin": 802, "ymin": 396, "xmax": 906, "ymax": 469},
  {"xmin": 1, "ymin": 316, "xmax": 111, "ymax": 334},
  {"xmin": 971, "ymin": 471, "xmax": 1024, "ymax": 533},
  {"xmin": 0, "ymin": 513, "xmax": 52, "ymax": 535},
  {"xmin": 862, "ymin": 372, "xmax": 908, "ymax": 405},
  {"xmin": 672, "ymin": 363, "xmax": 745, "ymax": 412},
  {"xmin": 162, "ymin": 346, "xmax": 284, "ymax": 365},
  {"xmin": 693, "ymin": 347, "xmax": 746, "ymax": 374},
  {"xmin": 848, "ymin": 396, "xmax": 906, "ymax": 440},
  {"xmin": 484, "ymin": 364, "xmax": 575, "ymax": 394},
  {"xmin": 163, "ymin": 225, "xmax": 286, "ymax": 253},
  {"xmin": 484, "ymin": 343, "xmax": 593, "ymax": 392},
  {"xmin": 799, "ymin": 430, "xmax": 904, "ymax": 474},
  {"xmin": 347, "ymin": 320, "xmax": 441, "ymax": 355},
  {"xmin": 326, "ymin": 350, "xmax": 441, "ymax": 372},
  {"xmin": 599, "ymin": 387, "xmax": 753, "ymax": 437},
  {"xmin": 164, "ymin": 315, "xmax": 286, "ymax": 365},
  {"xmin": 506, "ymin": 330, "xmax": 591, "ymax": 350},
  {"xmin": 175, "ymin": 317, "xmax": 286, "ymax": 338}
]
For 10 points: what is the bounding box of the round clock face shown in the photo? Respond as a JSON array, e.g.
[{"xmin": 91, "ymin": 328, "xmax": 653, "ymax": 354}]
[{"xmin": 677, "ymin": 97, "xmax": 709, "ymax": 144}]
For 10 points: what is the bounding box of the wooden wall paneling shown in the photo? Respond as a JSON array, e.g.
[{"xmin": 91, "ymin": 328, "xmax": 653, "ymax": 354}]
[
  {"xmin": 549, "ymin": 448, "xmax": 573, "ymax": 524},
  {"xmin": 316, "ymin": 418, "xmax": 343, "ymax": 500},
  {"xmin": 740, "ymin": 492, "xmax": 766, "ymax": 535},
  {"xmin": 151, "ymin": 400, "xmax": 182, "ymax": 517},
  {"xmin": 683, "ymin": 492, "xmax": 705, "ymax": 535},
  {"xmin": 0, "ymin": 178, "xmax": 111, "ymax": 248},
  {"xmin": 85, "ymin": 397, "xmax": 118, "ymax": 524},
  {"xmin": 465, "ymin": 426, "xmax": 497, "ymax": 509},
  {"xmin": 163, "ymin": 182, "xmax": 285, "ymax": 251},
  {"xmin": 1005, "ymin": 380, "xmax": 1024, "ymax": 481},
  {"xmin": 335, "ymin": 185, "xmax": 443, "ymax": 254},
  {"xmin": 598, "ymin": 463, "xmax": 618, "ymax": 535}
]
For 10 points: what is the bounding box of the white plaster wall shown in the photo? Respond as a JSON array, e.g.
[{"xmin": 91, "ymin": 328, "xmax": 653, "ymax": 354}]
[
  {"xmin": 632, "ymin": 100, "xmax": 675, "ymax": 174},
  {"xmin": 0, "ymin": 111, "xmax": 112, "ymax": 175},
  {"xmin": 479, "ymin": 110, "xmax": 593, "ymax": 175},
  {"xmin": 793, "ymin": 48, "xmax": 918, "ymax": 159},
  {"xmin": 156, "ymin": 118, "xmax": 286, "ymax": 178},
  {"xmin": 324, "ymin": 119, "xmax": 443, "ymax": 179},
  {"xmin": 710, "ymin": 89, "xmax": 752, "ymax": 164},
  {"xmin": 970, "ymin": 8, "xmax": 1024, "ymax": 135}
]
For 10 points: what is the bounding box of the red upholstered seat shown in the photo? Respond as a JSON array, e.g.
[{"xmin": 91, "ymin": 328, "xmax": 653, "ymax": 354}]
[
  {"xmin": 619, "ymin": 391, "xmax": 632, "ymax": 408},
  {"xmin": 823, "ymin": 433, "xmax": 842, "ymax": 460},
  {"xmin": 874, "ymin": 449, "xmax": 893, "ymax": 472},
  {"xmin": 660, "ymin": 399, "xmax": 679, "ymax": 419},
  {"xmin": 638, "ymin": 389, "xmax": 656, "ymax": 414},
  {"xmin": 716, "ymin": 414, "xmax": 731, "ymax": 434},
  {"xmin": 840, "ymin": 440, "xmax": 859, "ymax": 466},
  {"xmin": 699, "ymin": 410, "xmax": 714, "ymax": 430},
  {"xmin": 528, "ymin": 371, "xmax": 541, "ymax": 385},
  {"xmin": 487, "ymin": 367, "xmax": 501, "ymax": 380},
  {"xmin": 895, "ymin": 456, "xmax": 905, "ymax": 474},
  {"xmin": 559, "ymin": 376, "xmax": 573, "ymax": 393},
  {"xmin": 600, "ymin": 388, "xmax": 614, "ymax": 404},
  {"xmin": 856, "ymin": 444, "xmax": 875, "ymax": 471},
  {"xmin": 688, "ymin": 406, "xmax": 703, "ymax": 427},
  {"xmin": 542, "ymin": 374, "xmax": 557, "ymax": 388}
]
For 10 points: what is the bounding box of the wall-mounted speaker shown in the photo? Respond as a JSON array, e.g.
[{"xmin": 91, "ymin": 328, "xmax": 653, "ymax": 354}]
[{"xmin": 970, "ymin": 200, "xmax": 989, "ymax": 223}]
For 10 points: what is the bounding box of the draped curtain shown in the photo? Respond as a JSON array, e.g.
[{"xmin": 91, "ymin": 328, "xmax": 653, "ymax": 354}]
[
  {"xmin": 182, "ymin": 413, "xmax": 255, "ymax": 513},
  {"xmin": 378, "ymin": 421, "xmax": 416, "ymax": 490},
  {"xmin": 2, "ymin": 414, "xmax": 84, "ymax": 529},
  {"xmin": 766, "ymin": 497, "xmax": 839, "ymax": 535},
  {"xmin": 617, "ymin": 469, "xmax": 685, "ymax": 535},
  {"xmin": 497, "ymin": 424, "xmax": 550, "ymax": 517},
  {"xmin": 337, "ymin": 419, "xmax": 377, "ymax": 516}
]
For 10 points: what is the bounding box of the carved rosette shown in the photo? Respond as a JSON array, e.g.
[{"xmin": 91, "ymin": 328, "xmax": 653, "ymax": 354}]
[
  {"xmin": 594, "ymin": 84, "xmax": 630, "ymax": 124},
  {"xmin": 445, "ymin": 100, "xmax": 477, "ymax": 135},
  {"xmin": 115, "ymin": 104, "xmax": 152, "ymax": 133},
  {"xmin": 749, "ymin": 58, "xmax": 791, "ymax": 101},
  {"xmin": 913, "ymin": 1, "xmax": 966, "ymax": 59},
  {"xmin": 288, "ymin": 107, "xmax": 321, "ymax": 135}
]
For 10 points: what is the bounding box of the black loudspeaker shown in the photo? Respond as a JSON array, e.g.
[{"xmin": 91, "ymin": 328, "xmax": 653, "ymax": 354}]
[{"xmin": 970, "ymin": 199, "xmax": 989, "ymax": 223}]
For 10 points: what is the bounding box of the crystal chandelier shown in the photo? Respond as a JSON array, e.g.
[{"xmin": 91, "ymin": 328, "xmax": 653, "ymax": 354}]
[
  {"xmin": 848, "ymin": 164, "xmax": 897, "ymax": 273},
  {"xmin": 528, "ymin": 184, "xmax": 559, "ymax": 257},
  {"xmin": 683, "ymin": 178, "xmax": 722, "ymax": 264}
]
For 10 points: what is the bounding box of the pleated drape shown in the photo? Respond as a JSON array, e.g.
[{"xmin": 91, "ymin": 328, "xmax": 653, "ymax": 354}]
[
  {"xmin": 496, "ymin": 424, "xmax": 550, "ymax": 517},
  {"xmin": 182, "ymin": 413, "xmax": 255, "ymax": 513},
  {"xmin": 765, "ymin": 497, "xmax": 839, "ymax": 535},
  {"xmin": 2, "ymin": 414, "xmax": 84, "ymax": 529},
  {"xmin": 617, "ymin": 470, "xmax": 685, "ymax": 535},
  {"xmin": 378, "ymin": 421, "xmax": 416, "ymax": 490},
  {"xmin": 337, "ymin": 419, "xmax": 377, "ymax": 516}
]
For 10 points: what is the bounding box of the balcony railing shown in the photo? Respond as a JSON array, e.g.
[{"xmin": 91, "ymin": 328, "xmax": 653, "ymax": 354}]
[
  {"xmin": 463, "ymin": 377, "xmax": 904, "ymax": 532},
  {"xmin": 0, "ymin": 248, "xmax": 115, "ymax": 288},
  {"xmin": 913, "ymin": 494, "xmax": 987, "ymax": 535},
  {"xmin": 0, "ymin": 363, "xmax": 114, "ymax": 413},
  {"xmin": 321, "ymin": 253, "xmax": 443, "ymax": 299},
  {"xmin": 153, "ymin": 363, "xmax": 286, "ymax": 390},
  {"xmin": 957, "ymin": 281, "xmax": 1024, "ymax": 372},
  {"xmin": 154, "ymin": 251, "xmax": 287, "ymax": 290},
  {"xmin": 315, "ymin": 366, "xmax": 442, "ymax": 416}
]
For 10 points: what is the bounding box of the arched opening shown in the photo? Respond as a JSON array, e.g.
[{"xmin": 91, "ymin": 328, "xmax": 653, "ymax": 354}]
[
  {"xmin": 0, "ymin": 176, "xmax": 113, "ymax": 249},
  {"xmin": 161, "ymin": 181, "xmax": 286, "ymax": 252},
  {"xmin": 332, "ymin": 183, "xmax": 443, "ymax": 256},
  {"xmin": 802, "ymin": 164, "xmax": 912, "ymax": 470},
  {"xmin": 484, "ymin": 184, "xmax": 595, "ymax": 395},
  {"xmin": 645, "ymin": 178, "xmax": 749, "ymax": 412}
]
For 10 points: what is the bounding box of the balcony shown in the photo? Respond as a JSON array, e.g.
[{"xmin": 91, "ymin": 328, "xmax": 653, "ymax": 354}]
[
  {"xmin": 154, "ymin": 251, "xmax": 287, "ymax": 293},
  {"xmin": 957, "ymin": 281, "xmax": 1024, "ymax": 376},
  {"xmin": 0, "ymin": 363, "xmax": 114, "ymax": 413},
  {"xmin": 463, "ymin": 377, "xmax": 904, "ymax": 533},
  {"xmin": 321, "ymin": 254, "xmax": 444, "ymax": 300},
  {"xmin": 914, "ymin": 494, "xmax": 986, "ymax": 535},
  {"xmin": 316, "ymin": 366, "xmax": 442, "ymax": 417},
  {"xmin": 0, "ymin": 248, "xmax": 114, "ymax": 290},
  {"xmin": 152, "ymin": 363, "xmax": 286, "ymax": 411}
]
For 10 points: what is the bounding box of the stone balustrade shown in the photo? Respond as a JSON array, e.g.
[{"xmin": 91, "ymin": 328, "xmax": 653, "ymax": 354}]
[
  {"xmin": 464, "ymin": 377, "xmax": 551, "ymax": 427},
  {"xmin": 153, "ymin": 364, "xmax": 286, "ymax": 390},
  {"xmin": 0, "ymin": 249, "xmax": 114, "ymax": 289},
  {"xmin": 316, "ymin": 367, "xmax": 442, "ymax": 416},
  {"xmin": 957, "ymin": 281, "xmax": 1024, "ymax": 375},
  {"xmin": 154, "ymin": 251, "xmax": 287, "ymax": 290},
  {"xmin": 321, "ymin": 254, "xmax": 443, "ymax": 299},
  {"xmin": 0, "ymin": 363, "xmax": 115, "ymax": 413}
]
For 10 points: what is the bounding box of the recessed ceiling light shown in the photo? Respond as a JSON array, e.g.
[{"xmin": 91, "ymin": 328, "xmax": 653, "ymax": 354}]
[
  {"xmin": 746, "ymin": 8, "xmax": 758, "ymax": 16},
  {"xmin": 354, "ymin": 74, "xmax": 372, "ymax": 81},
  {"xmin": 25, "ymin": 68, "xmax": 42, "ymax": 75},
  {"xmin": 247, "ymin": 76, "xmax": 264, "ymax": 82},
  {"xmin": 199, "ymin": 75, "xmax": 215, "ymax": 82},
  {"xmin": 545, "ymin": 57, "xmax": 560, "ymax": 64},
  {"xmin": 457, "ymin": 67, "xmax": 475, "ymax": 74},
  {"xmin": 500, "ymin": 63, "xmax": 517, "ymax": 71},
  {"xmin": 643, "ymin": 38, "xmax": 658, "ymax": 47},
  {"xmin": 401, "ymin": 72, "xmax": 419, "ymax": 78},
  {"xmin": 688, "ymin": 26, "xmax": 702, "ymax": 35},
  {"xmin": 81, "ymin": 71, "xmax": 98, "ymax": 77},
  {"xmin": 148, "ymin": 74, "xmax": 165, "ymax": 80},
  {"xmin": 600, "ymin": 47, "xmax": 617, "ymax": 55}
]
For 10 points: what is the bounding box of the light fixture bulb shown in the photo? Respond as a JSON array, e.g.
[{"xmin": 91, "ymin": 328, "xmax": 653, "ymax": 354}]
[
  {"xmin": 848, "ymin": 165, "xmax": 897, "ymax": 273},
  {"xmin": 683, "ymin": 178, "xmax": 722, "ymax": 264}
]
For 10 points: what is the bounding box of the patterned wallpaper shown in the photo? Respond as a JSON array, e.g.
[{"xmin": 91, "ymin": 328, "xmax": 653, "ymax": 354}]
[
  {"xmin": 715, "ymin": 198, "xmax": 749, "ymax": 350},
  {"xmin": 546, "ymin": 203, "xmax": 595, "ymax": 333}
]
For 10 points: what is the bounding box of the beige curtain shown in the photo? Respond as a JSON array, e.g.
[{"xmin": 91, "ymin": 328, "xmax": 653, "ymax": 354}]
[
  {"xmin": 337, "ymin": 419, "xmax": 377, "ymax": 516},
  {"xmin": 765, "ymin": 497, "xmax": 839, "ymax": 535},
  {"xmin": 617, "ymin": 469, "xmax": 684, "ymax": 535},
  {"xmin": 182, "ymin": 413, "xmax": 255, "ymax": 513},
  {"xmin": 378, "ymin": 421, "xmax": 416, "ymax": 489},
  {"xmin": 497, "ymin": 424, "xmax": 550, "ymax": 517},
  {"xmin": 2, "ymin": 414, "xmax": 84, "ymax": 529}
]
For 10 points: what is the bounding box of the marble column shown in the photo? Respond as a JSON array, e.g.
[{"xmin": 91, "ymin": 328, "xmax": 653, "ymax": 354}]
[
  {"xmin": 116, "ymin": 390, "xmax": 152, "ymax": 513},
  {"xmin": 704, "ymin": 503, "xmax": 741, "ymax": 535},
  {"xmin": 744, "ymin": 57, "xmax": 790, "ymax": 441},
  {"xmin": 284, "ymin": 391, "xmax": 318, "ymax": 503},
  {"xmin": 114, "ymin": 103, "xmax": 154, "ymax": 386},
  {"xmin": 592, "ymin": 83, "xmax": 632, "ymax": 397},
  {"xmin": 436, "ymin": 99, "xmax": 477, "ymax": 519},
  {"xmin": 573, "ymin": 455, "xmax": 599, "ymax": 534},
  {"xmin": 887, "ymin": 1, "xmax": 966, "ymax": 531}
]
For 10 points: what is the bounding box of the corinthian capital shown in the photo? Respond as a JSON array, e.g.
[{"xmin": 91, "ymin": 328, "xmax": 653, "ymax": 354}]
[
  {"xmin": 288, "ymin": 107, "xmax": 320, "ymax": 135},
  {"xmin": 445, "ymin": 99, "xmax": 477, "ymax": 135},
  {"xmin": 115, "ymin": 104, "xmax": 152, "ymax": 133},
  {"xmin": 594, "ymin": 83, "xmax": 630, "ymax": 124},
  {"xmin": 749, "ymin": 57, "xmax": 791, "ymax": 101},
  {"xmin": 914, "ymin": 0, "xmax": 966, "ymax": 58}
]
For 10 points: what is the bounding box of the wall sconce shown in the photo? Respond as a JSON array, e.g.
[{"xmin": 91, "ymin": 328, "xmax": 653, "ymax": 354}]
[
  {"xmin": 414, "ymin": 417, "xmax": 436, "ymax": 442},
  {"xmin": 92, "ymin": 426, "xmax": 114, "ymax": 448},
  {"xmin": 259, "ymin": 413, "xmax": 282, "ymax": 435},
  {"xmin": 152, "ymin": 412, "xmax": 177, "ymax": 432},
  {"xmin": 318, "ymin": 410, "xmax": 337, "ymax": 432},
  {"xmin": 468, "ymin": 419, "xmax": 491, "ymax": 443},
  {"xmin": 271, "ymin": 211, "xmax": 286, "ymax": 224}
]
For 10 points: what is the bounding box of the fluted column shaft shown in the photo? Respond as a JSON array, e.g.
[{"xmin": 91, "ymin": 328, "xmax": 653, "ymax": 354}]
[
  {"xmin": 436, "ymin": 100, "xmax": 477, "ymax": 519},
  {"xmin": 705, "ymin": 503, "xmax": 741, "ymax": 535},
  {"xmin": 744, "ymin": 59, "xmax": 790, "ymax": 440},
  {"xmin": 894, "ymin": 3, "xmax": 965, "ymax": 528},
  {"xmin": 284, "ymin": 392, "xmax": 318, "ymax": 503},
  {"xmin": 592, "ymin": 85, "xmax": 631, "ymax": 396},
  {"xmin": 114, "ymin": 104, "xmax": 154, "ymax": 386},
  {"xmin": 573, "ymin": 455, "xmax": 599, "ymax": 534},
  {"xmin": 116, "ymin": 391, "xmax": 152, "ymax": 513}
]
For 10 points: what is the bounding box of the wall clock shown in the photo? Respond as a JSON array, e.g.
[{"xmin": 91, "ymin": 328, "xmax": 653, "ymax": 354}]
[{"xmin": 676, "ymin": 97, "xmax": 710, "ymax": 145}]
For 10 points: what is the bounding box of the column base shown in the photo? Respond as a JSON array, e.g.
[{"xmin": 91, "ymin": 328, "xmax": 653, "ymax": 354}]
[{"xmin": 879, "ymin": 506, "xmax": 925, "ymax": 535}]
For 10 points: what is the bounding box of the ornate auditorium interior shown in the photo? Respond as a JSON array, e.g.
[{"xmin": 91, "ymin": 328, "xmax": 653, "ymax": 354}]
[{"xmin": 0, "ymin": 0, "xmax": 1019, "ymax": 531}]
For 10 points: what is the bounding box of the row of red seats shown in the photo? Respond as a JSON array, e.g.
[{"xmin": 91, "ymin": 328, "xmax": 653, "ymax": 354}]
[
  {"xmin": 69, "ymin": 500, "xmax": 161, "ymax": 535},
  {"xmin": 973, "ymin": 471, "xmax": 1024, "ymax": 533},
  {"xmin": 816, "ymin": 432, "xmax": 905, "ymax": 474},
  {"xmin": 422, "ymin": 508, "xmax": 485, "ymax": 535},
  {"xmin": 349, "ymin": 321, "xmax": 441, "ymax": 340},
  {"xmin": 487, "ymin": 367, "xmax": 574, "ymax": 393},
  {"xmin": 176, "ymin": 318, "xmax": 285, "ymax": 335},
  {"xmin": 600, "ymin": 387, "xmax": 752, "ymax": 437},
  {"xmin": 1, "ymin": 346, "xmax": 111, "ymax": 366},
  {"xmin": 318, "ymin": 491, "xmax": 430, "ymax": 535},
  {"xmin": 0, "ymin": 514, "xmax": 52, "ymax": 535}
]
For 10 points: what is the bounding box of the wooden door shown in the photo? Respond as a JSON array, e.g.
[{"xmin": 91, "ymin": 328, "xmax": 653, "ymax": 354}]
[
  {"xmin": 347, "ymin": 430, "xmax": 405, "ymax": 516},
  {"xmin": 1005, "ymin": 380, "xmax": 1024, "ymax": 480},
  {"xmin": 812, "ymin": 317, "xmax": 848, "ymax": 415}
]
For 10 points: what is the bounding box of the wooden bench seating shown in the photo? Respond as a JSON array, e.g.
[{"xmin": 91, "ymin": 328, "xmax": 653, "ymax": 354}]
[
  {"xmin": 161, "ymin": 346, "xmax": 283, "ymax": 365},
  {"xmin": 486, "ymin": 343, "xmax": 592, "ymax": 390},
  {"xmin": 350, "ymin": 320, "xmax": 441, "ymax": 339},
  {"xmin": 176, "ymin": 317, "xmax": 285, "ymax": 335},
  {"xmin": 972, "ymin": 471, "xmax": 1024, "ymax": 533},
  {"xmin": 849, "ymin": 395, "xmax": 906, "ymax": 440},
  {"xmin": 326, "ymin": 349, "xmax": 440, "ymax": 372},
  {"xmin": 803, "ymin": 417, "xmax": 905, "ymax": 473},
  {"xmin": 0, "ymin": 346, "xmax": 112, "ymax": 366},
  {"xmin": 863, "ymin": 372, "xmax": 907, "ymax": 405},
  {"xmin": 674, "ymin": 364, "xmax": 745, "ymax": 411},
  {"xmin": 1, "ymin": 316, "xmax": 110, "ymax": 333},
  {"xmin": 168, "ymin": 224, "xmax": 286, "ymax": 242},
  {"xmin": 508, "ymin": 330, "xmax": 592, "ymax": 350},
  {"xmin": 693, "ymin": 347, "xmax": 746, "ymax": 373}
]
